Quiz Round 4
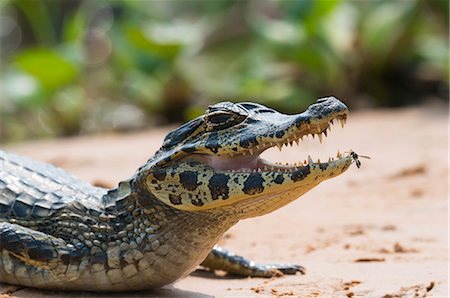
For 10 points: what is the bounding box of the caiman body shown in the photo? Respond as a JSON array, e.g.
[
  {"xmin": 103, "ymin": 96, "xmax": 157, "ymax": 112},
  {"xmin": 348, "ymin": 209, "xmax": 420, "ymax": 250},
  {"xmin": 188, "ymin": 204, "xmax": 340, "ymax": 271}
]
[{"xmin": 0, "ymin": 97, "xmax": 355, "ymax": 291}]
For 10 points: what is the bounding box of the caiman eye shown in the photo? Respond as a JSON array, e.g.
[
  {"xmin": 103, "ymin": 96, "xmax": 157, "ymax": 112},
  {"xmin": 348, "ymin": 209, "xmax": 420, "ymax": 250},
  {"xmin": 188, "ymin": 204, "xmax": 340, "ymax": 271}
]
[
  {"xmin": 205, "ymin": 111, "xmax": 245, "ymax": 129},
  {"xmin": 206, "ymin": 112, "xmax": 233, "ymax": 124}
]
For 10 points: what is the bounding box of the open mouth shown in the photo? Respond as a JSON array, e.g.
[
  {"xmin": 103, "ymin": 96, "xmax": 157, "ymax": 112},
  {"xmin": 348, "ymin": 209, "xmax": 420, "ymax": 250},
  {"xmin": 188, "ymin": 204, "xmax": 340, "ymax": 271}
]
[{"xmin": 185, "ymin": 113, "xmax": 349, "ymax": 173}]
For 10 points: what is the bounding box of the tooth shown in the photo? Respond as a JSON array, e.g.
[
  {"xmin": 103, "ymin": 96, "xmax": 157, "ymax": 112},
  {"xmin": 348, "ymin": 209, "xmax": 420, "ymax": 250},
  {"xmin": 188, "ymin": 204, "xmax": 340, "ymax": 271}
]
[
  {"xmin": 249, "ymin": 149, "xmax": 254, "ymax": 155},
  {"xmin": 318, "ymin": 133, "xmax": 323, "ymax": 143},
  {"xmin": 337, "ymin": 150, "xmax": 342, "ymax": 158},
  {"xmin": 308, "ymin": 155, "xmax": 313, "ymax": 164},
  {"xmin": 339, "ymin": 119, "xmax": 344, "ymax": 128},
  {"xmin": 256, "ymin": 145, "xmax": 260, "ymax": 150},
  {"xmin": 317, "ymin": 127, "xmax": 321, "ymax": 133},
  {"xmin": 242, "ymin": 151, "xmax": 247, "ymax": 156},
  {"xmin": 300, "ymin": 136, "xmax": 304, "ymax": 141}
]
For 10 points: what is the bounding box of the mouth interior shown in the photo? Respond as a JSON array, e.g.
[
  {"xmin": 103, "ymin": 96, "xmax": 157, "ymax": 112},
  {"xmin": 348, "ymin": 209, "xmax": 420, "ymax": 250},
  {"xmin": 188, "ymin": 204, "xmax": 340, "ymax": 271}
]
[{"xmin": 184, "ymin": 114, "xmax": 349, "ymax": 173}]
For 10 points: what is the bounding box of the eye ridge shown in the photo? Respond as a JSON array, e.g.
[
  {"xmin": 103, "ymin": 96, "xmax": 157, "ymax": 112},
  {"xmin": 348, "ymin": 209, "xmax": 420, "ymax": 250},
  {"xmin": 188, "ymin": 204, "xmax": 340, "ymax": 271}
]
[{"xmin": 206, "ymin": 112, "xmax": 234, "ymax": 125}]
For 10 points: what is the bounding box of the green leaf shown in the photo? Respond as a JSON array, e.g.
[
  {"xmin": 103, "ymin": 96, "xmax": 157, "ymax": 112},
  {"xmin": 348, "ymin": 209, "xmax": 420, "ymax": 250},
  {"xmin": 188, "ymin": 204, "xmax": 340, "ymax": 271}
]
[{"xmin": 14, "ymin": 48, "xmax": 79, "ymax": 91}]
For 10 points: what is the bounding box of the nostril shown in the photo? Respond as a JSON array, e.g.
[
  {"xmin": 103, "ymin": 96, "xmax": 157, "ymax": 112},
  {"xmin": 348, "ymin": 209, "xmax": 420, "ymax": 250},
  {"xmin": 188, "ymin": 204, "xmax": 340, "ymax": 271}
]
[
  {"xmin": 316, "ymin": 98, "xmax": 328, "ymax": 103},
  {"xmin": 316, "ymin": 96, "xmax": 335, "ymax": 103}
]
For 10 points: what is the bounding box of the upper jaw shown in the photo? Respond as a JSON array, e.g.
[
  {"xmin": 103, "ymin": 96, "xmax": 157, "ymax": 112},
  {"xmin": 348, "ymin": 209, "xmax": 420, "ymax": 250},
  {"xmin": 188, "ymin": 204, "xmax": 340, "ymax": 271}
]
[
  {"xmin": 155, "ymin": 97, "xmax": 348, "ymax": 171},
  {"xmin": 225, "ymin": 96, "xmax": 348, "ymax": 157},
  {"xmin": 178, "ymin": 102, "xmax": 349, "ymax": 173}
]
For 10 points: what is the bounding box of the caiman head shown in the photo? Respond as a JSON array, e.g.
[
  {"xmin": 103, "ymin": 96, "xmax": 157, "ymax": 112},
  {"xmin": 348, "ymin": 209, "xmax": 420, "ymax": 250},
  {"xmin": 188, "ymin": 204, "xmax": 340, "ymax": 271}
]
[{"xmin": 137, "ymin": 97, "xmax": 355, "ymax": 218}]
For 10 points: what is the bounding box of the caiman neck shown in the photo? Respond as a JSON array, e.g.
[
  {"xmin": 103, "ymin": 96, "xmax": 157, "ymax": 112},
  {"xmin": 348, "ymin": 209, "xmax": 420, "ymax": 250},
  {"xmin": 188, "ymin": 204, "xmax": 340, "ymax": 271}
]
[{"xmin": 102, "ymin": 178, "xmax": 239, "ymax": 248}]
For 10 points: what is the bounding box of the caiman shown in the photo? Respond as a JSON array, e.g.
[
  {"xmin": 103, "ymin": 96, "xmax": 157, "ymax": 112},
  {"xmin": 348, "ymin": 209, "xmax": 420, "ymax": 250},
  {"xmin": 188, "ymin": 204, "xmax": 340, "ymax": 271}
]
[{"xmin": 0, "ymin": 97, "xmax": 360, "ymax": 291}]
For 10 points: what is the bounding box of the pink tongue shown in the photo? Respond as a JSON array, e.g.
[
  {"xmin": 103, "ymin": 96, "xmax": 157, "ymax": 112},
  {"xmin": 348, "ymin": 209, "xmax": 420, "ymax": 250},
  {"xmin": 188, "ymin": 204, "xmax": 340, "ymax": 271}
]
[{"xmin": 205, "ymin": 155, "xmax": 259, "ymax": 171}]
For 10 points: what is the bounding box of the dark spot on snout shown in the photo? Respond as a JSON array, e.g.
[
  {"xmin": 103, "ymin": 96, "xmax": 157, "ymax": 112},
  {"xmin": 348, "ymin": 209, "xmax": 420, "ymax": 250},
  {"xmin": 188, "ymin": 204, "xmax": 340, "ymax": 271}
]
[
  {"xmin": 153, "ymin": 169, "xmax": 166, "ymax": 181},
  {"xmin": 275, "ymin": 130, "xmax": 284, "ymax": 138},
  {"xmin": 179, "ymin": 171, "xmax": 200, "ymax": 191},
  {"xmin": 208, "ymin": 174, "xmax": 229, "ymax": 200},
  {"xmin": 291, "ymin": 166, "xmax": 311, "ymax": 182},
  {"xmin": 243, "ymin": 173, "xmax": 264, "ymax": 195},
  {"xmin": 239, "ymin": 135, "xmax": 258, "ymax": 148},
  {"xmin": 169, "ymin": 194, "xmax": 182, "ymax": 205},
  {"xmin": 295, "ymin": 116, "xmax": 310, "ymax": 128},
  {"xmin": 319, "ymin": 163, "xmax": 328, "ymax": 171},
  {"xmin": 205, "ymin": 132, "xmax": 221, "ymax": 153}
]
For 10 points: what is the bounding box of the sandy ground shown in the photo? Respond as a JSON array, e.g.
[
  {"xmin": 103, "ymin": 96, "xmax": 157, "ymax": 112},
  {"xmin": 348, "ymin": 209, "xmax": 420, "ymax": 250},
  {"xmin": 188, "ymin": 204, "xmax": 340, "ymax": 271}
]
[{"xmin": 0, "ymin": 106, "xmax": 448, "ymax": 298}]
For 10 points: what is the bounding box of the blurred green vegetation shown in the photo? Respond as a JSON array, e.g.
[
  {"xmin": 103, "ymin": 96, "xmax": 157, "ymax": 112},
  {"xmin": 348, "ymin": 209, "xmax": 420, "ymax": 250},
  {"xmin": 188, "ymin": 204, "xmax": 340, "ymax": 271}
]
[{"xmin": 0, "ymin": 0, "xmax": 448, "ymax": 142}]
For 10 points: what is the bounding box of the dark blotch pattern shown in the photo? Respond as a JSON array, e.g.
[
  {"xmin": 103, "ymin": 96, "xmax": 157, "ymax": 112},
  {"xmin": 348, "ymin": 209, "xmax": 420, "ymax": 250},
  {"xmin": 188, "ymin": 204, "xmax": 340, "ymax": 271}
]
[
  {"xmin": 274, "ymin": 175, "xmax": 284, "ymax": 184},
  {"xmin": 295, "ymin": 116, "xmax": 310, "ymax": 128},
  {"xmin": 208, "ymin": 174, "xmax": 229, "ymax": 200},
  {"xmin": 179, "ymin": 171, "xmax": 199, "ymax": 191},
  {"xmin": 191, "ymin": 198, "xmax": 204, "ymax": 206},
  {"xmin": 162, "ymin": 117, "xmax": 202, "ymax": 148},
  {"xmin": 319, "ymin": 163, "xmax": 328, "ymax": 171},
  {"xmin": 169, "ymin": 194, "xmax": 182, "ymax": 205},
  {"xmin": 275, "ymin": 130, "xmax": 284, "ymax": 138},
  {"xmin": 239, "ymin": 135, "xmax": 258, "ymax": 148},
  {"xmin": 205, "ymin": 132, "xmax": 221, "ymax": 153},
  {"xmin": 153, "ymin": 169, "xmax": 167, "ymax": 181},
  {"xmin": 291, "ymin": 166, "xmax": 311, "ymax": 182},
  {"xmin": 181, "ymin": 145, "xmax": 196, "ymax": 153},
  {"xmin": 243, "ymin": 173, "xmax": 264, "ymax": 195}
]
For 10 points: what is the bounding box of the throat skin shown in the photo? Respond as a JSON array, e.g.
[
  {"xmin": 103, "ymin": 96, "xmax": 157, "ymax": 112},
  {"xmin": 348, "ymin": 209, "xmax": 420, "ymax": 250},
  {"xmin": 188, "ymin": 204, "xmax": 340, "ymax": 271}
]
[{"xmin": 95, "ymin": 180, "xmax": 240, "ymax": 289}]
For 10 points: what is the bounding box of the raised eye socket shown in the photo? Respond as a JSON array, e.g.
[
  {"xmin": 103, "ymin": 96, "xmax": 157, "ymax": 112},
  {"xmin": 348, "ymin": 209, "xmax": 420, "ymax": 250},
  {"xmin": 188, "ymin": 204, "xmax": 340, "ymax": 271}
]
[
  {"xmin": 204, "ymin": 111, "xmax": 245, "ymax": 129},
  {"xmin": 205, "ymin": 112, "xmax": 233, "ymax": 124}
]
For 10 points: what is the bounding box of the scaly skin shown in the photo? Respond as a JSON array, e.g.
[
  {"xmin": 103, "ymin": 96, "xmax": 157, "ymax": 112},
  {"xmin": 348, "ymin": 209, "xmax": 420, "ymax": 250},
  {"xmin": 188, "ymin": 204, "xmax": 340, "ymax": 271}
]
[{"xmin": 0, "ymin": 97, "xmax": 356, "ymax": 291}]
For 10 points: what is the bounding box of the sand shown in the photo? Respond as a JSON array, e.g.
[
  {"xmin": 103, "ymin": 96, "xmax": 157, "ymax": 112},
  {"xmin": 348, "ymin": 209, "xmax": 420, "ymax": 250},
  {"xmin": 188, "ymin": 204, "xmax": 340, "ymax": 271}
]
[{"xmin": 1, "ymin": 105, "xmax": 448, "ymax": 297}]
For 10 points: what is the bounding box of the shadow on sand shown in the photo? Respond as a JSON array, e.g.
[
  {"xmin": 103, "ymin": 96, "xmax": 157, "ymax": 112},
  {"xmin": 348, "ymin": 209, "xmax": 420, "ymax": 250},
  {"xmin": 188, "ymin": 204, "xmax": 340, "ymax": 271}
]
[{"xmin": 0, "ymin": 283, "xmax": 213, "ymax": 298}]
